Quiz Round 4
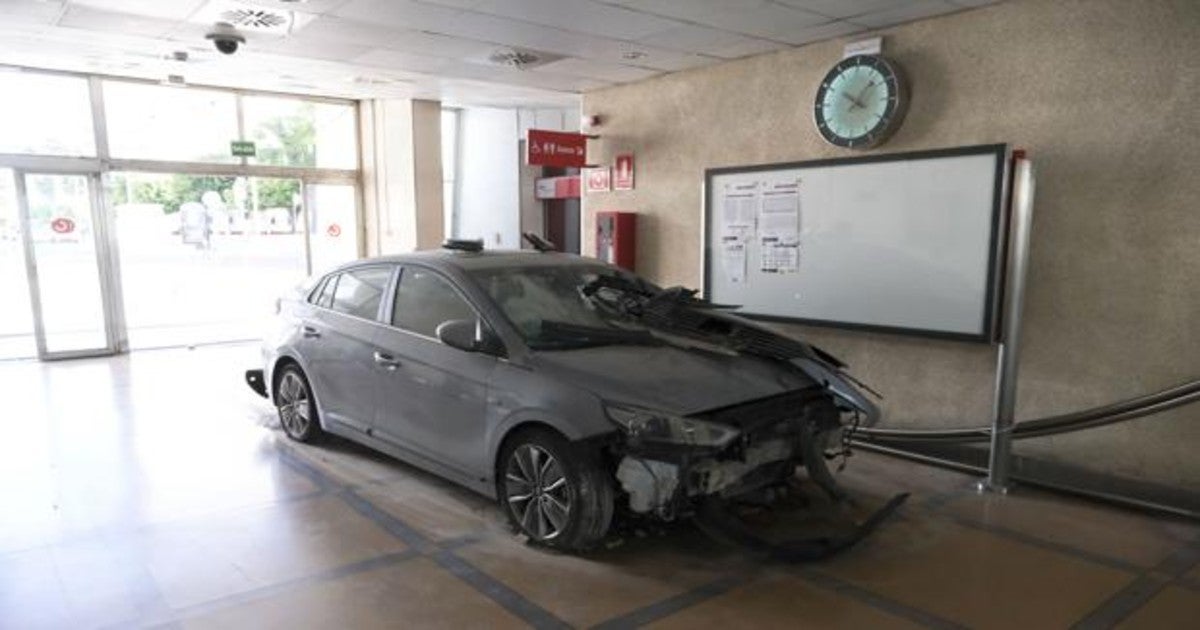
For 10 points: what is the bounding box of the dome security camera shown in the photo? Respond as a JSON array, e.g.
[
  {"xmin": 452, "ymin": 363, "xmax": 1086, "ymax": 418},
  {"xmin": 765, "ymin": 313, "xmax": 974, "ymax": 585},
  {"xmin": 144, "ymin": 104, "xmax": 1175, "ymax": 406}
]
[{"xmin": 205, "ymin": 22, "xmax": 246, "ymax": 55}]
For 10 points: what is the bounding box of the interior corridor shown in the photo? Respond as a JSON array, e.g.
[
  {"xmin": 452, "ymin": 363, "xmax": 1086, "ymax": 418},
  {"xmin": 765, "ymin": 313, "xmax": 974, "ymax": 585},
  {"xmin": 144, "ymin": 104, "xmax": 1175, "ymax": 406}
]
[{"xmin": 1, "ymin": 345, "xmax": 1196, "ymax": 629}]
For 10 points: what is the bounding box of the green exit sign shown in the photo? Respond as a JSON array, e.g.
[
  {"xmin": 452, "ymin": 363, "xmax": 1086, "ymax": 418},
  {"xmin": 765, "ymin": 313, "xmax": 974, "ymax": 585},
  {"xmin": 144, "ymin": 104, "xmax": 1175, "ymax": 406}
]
[{"xmin": 230, "ymin": 140, "xmax": 256, "ymax": 157}]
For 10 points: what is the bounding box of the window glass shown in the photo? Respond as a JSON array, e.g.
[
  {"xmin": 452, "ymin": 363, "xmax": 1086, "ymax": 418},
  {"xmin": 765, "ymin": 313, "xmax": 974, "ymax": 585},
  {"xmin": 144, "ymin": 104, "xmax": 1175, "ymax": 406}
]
[
  {"xmin": 243, "ymin": 96, "xmax": 357, "ymax": 169},
  {"xmin": 469, "ymin": 264, "xmax": 658, "ymax": 350},
  {"xmin": 317, "ymin": 275, "xmax": 338, "ymax": 309},
  {"xmin": 0, "ymin": 72, "xmax": 95, "ymax": 156},
  {"xmin": 330, "ymin": 267, "xmax": 390, "ymax": 319},
  {"xmin": 104, "ymin": 81, "xmax": 239, "ymax": 163},
  {"xmin": 392, "ymin": 268, "xmax": 475, "ymax": 337},
  {"xmin": 308, "ymin": 276, "xmax": 330, "ymax": 305}
]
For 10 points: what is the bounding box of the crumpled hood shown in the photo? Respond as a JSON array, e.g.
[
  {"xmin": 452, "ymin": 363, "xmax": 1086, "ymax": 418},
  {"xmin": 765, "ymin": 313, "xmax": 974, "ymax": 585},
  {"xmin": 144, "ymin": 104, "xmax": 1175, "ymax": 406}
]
[{"xmin": 529, "ymin": 343, "xmax": 814, "ymax": 416}]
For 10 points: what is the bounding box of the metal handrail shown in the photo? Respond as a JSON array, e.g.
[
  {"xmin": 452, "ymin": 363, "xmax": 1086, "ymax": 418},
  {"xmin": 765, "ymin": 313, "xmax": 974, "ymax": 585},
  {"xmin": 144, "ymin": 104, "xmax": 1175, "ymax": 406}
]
[{"xmin": 855, "ymin": 379, "xmax": 1200, "ymax": 443}]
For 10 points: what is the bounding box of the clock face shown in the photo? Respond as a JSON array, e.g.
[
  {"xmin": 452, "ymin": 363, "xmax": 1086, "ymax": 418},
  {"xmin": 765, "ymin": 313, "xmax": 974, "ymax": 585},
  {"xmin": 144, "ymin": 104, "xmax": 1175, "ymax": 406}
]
[{"xmin": 814, "ymin": 55, "xmax": 906, "ymax": 149}]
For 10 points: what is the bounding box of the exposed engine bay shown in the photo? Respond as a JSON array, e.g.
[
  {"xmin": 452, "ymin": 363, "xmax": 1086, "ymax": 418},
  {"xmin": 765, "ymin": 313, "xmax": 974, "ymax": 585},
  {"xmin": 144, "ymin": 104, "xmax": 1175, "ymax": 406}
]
[
  {"xmin": 611, "ymin": 389, "xmax": 851, "ymax": 518},
  {"xmin": 579, "ymin": 274, "xmax": 907, "ymax": 557}
]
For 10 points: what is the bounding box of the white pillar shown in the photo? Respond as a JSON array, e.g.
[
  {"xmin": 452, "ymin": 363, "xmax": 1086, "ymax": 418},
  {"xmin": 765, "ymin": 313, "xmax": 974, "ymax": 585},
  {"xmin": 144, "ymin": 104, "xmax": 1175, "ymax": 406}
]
[{"xmin": 360, "ymin": 98, "xmax": 443, "ymax": 256}]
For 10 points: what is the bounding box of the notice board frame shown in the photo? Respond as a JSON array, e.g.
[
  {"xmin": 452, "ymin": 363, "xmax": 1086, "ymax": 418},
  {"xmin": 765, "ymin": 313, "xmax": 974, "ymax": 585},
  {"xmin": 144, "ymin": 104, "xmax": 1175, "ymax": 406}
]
[{"xmin": 701, "ymin": 143, "xmax": 1011, "ymax": 344}]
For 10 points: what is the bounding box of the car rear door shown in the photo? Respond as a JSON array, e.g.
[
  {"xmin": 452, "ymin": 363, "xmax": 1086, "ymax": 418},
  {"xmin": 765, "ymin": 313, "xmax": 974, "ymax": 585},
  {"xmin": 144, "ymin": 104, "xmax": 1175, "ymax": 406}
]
[
  {"xmin": 302, "ymin": 265, "xmax": 394, "ymax": 435},
  {"xmin": 371, "ymin": 265, "xmax": 499, "ymax": 476}
]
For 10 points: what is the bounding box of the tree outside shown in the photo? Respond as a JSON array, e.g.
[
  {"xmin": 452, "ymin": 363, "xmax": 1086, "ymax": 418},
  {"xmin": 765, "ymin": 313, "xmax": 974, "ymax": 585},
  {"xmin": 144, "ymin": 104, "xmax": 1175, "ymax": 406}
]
[{"xmin": 106, "ymin": 104, "xmax": 315, "ymax": 220}]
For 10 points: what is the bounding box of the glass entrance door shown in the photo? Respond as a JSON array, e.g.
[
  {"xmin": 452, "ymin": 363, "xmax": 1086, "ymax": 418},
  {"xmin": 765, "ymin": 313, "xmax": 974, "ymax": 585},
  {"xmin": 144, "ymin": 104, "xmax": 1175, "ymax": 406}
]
[{"xmin": 16, "ymin": 172, "xmax": 118, "ymax": 358}]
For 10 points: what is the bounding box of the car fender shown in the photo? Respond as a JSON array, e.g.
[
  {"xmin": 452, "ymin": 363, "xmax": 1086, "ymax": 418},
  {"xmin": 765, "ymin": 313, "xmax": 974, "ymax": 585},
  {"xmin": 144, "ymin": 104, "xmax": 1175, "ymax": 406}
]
[{"xmin": 482, "ymin": 362, "xmax": 617, "ymax": 476}]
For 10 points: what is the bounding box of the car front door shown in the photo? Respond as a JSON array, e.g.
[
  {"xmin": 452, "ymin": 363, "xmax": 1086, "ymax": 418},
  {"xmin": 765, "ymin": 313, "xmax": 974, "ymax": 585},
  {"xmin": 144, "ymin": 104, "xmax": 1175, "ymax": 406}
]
[
  {"xmin": 371, "ymin": 265, "xmax": 499, "ymax": 476},
  {"xmin": 301, "ymin": 265, "xmax": 393, "ymax": 435}
]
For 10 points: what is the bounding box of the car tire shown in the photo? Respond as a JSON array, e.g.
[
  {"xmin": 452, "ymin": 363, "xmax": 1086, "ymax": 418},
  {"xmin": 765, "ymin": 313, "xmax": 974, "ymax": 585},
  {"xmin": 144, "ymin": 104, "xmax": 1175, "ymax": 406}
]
[
  {"xmin": 275, "ymin": 364, "xmax": 324, "ymax": 443},
  {"xmin": 498, "ymin": 428, "xmax": 613, "ymax": 551}
]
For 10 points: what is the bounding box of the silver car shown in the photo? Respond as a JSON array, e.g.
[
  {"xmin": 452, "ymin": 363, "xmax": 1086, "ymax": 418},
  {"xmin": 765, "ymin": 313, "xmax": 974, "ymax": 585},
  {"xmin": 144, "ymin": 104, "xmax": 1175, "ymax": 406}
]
[{"xmin": 246, "ymin": 242, "xmax": 879, "ymax": 550}]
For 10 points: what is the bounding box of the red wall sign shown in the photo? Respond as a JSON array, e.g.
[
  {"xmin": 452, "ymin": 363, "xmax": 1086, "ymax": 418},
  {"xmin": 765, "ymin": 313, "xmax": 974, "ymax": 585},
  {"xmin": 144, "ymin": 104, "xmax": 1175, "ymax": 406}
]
[
  {"xmin": 50, "ymin": 217, "xmax": 76, "ymax": 234},
  {"xmin": 326, "ymin": 223, "xmax": 342, "ymax": 238},
  {"xmin": 586, "ymin": 167, "xmax": 611, "ymax": 193},
  {"xmin": 614, "ymin": 154, "xmax": 634, "ymax": 190},
  {"xmin": 527, "ymin": 129, "xmax": 589, "ymax": 168}
]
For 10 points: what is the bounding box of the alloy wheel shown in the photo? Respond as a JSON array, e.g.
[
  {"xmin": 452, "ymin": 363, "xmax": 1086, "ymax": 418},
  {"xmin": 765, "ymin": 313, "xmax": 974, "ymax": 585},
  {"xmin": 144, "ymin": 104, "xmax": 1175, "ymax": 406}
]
[
  {"xmin": 505, "ymin": 444, "xmax": 571, "ymax": 540},
  {"xmin": 277, "ymin": 371, "xmax": 311, "ymax": 437}
]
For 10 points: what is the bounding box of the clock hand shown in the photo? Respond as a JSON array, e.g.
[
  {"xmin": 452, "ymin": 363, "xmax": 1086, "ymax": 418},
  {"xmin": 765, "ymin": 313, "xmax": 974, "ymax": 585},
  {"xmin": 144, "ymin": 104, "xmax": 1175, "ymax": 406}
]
[
  {"xmin": 840, "ymin": 91, "xmax": 866, "ymax": 110},
  {"xmin": 854, "ymin": 81, "xmax": 875, "ymax": 104}
]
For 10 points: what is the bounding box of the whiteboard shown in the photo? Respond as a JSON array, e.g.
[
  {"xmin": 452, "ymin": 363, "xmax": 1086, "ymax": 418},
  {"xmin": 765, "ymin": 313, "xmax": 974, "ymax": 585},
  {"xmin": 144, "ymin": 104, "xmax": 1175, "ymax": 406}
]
[{"xmin": 704, "ymin": 145, "xmax": 1007, "ymax": 342}]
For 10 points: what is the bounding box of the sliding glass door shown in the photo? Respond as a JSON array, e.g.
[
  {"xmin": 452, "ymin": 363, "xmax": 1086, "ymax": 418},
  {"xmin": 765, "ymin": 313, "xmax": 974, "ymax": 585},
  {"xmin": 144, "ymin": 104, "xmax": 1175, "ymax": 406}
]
[{"xmin": 15, "ymin": 171, "xmax": 119, "ymax": 359}]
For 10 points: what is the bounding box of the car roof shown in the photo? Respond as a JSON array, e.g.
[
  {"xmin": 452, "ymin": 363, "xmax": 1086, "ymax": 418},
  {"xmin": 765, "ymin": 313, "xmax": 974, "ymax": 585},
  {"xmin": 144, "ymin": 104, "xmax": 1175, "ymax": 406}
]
[{"xmin": 332, "ymin": 248, "xmax": 609, "ymax": 274}]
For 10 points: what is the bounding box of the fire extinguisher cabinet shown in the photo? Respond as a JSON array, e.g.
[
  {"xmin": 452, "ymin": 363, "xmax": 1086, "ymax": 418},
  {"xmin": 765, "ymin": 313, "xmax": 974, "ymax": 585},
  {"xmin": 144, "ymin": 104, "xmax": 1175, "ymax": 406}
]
[{"xmin": 595, "ymin": 211, "xmax": 637, "ymax": 271}]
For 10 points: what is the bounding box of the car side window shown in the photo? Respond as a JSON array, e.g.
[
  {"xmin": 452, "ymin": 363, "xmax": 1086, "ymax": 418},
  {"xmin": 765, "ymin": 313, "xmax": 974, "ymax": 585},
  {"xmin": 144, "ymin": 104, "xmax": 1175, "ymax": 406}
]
[
  {"xmin": 316, "ymin": 275, "xmax": 338, "ymax": 309},
  {"xmin": 308, "ymin": 275, "xmax": 330, "ymax": 306},
  {"xmin": 330, "ymin": 267, "xmax": 392, "ymax": 320},
  {"xmin": 391, "ymin": 267, "xmax": 477, "ymax": 337}
]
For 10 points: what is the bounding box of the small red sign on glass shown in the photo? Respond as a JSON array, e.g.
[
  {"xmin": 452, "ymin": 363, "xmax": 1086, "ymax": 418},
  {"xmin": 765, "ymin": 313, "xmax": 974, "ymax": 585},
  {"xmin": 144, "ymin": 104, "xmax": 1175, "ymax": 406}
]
[
  {"xmin": 586, "ymin": 167, "xmax": 611, "ymax": 193},
  {"xmin": 50, "ymin": 217, "xmax": 76, "ymax": 234},
  {"xmin": 527, "ymin": 129, "xmax": 589, "ymax": 168},
  {"xmin": 614, "ymin": 154, "xmax": 634, "ymax": 190}
]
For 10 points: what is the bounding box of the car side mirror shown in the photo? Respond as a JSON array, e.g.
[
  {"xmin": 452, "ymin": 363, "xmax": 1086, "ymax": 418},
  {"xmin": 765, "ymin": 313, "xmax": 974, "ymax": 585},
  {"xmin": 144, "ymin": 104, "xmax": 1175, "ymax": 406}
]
[{"xmin": 436, "ymin": 319, "xmax": 479, "ymax": 352}]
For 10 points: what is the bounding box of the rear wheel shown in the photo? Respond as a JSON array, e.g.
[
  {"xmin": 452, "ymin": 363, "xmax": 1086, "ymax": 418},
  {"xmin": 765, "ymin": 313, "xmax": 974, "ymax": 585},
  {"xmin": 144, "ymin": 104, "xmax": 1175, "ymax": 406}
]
[
  {"xmin": 275, "ymin": 365, "xmax": 324, "ymax": 443},
  {"xmin": 498, "ymin": 428, "xmax": 613, "ymax": 550}
]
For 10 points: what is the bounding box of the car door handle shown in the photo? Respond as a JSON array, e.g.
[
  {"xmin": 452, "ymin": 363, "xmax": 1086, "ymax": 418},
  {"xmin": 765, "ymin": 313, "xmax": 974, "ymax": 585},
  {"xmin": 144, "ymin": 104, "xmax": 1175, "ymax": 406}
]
[
  {"xmin": 302, "ymin": 326, "xmax": 321, "ymax": 339},
  {"xmin": 373, "ymin": 351, "xmax": 401, "ymax": 370}
]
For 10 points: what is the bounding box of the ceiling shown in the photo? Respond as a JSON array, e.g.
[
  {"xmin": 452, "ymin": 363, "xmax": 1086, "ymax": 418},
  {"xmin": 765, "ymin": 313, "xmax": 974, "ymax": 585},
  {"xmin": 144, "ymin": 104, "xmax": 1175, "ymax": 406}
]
[{"xmin": 0, "ymin": 0, "xmax": 999, "ymax": 107}]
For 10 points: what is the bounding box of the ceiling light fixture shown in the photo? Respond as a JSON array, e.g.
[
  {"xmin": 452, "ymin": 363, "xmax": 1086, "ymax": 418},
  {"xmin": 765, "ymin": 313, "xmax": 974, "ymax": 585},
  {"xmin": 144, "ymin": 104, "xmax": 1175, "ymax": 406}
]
[{"xmin": 622, "ymin": 51, "xmax": 647, "ymax": 60}]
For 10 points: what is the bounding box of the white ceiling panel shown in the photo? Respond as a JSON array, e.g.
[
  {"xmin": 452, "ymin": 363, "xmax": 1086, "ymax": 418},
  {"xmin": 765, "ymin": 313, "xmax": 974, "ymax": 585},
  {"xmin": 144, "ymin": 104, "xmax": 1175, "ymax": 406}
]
[
  {"xmin": 378, "ymin": 29, "xmax": 499, "ymax": 59},
  {"xmin": 58, "ymin": 5, "xmax": 178, "ymax": 38},
  {"xmin": 255, "ymin": 34, "xmax": 374, "ymax": 62},
  {"xmin": 296, "ymin": 16, "xmax": 412, "ymax": 48},
  {"xmin": 240, "ymin": 0, "xmax": 353, "ymax": 15},
  {"xmin": 607, "ymin": 0, "xmax": 774, "ymax": 18},
  {"xmin": 353, "ymin": 48, "xmax": 463, "ymax": 75},
  {"xmin": 0, "ymin": 0, "xmax": 68, "ymax": 25},
  {"xmin": 70, "ymin": 0, "xmax": 205, "ymax": 21},
  {"xmin": 784, "ymin": 19, "xmax": 867, "ymax": 46},
  {"xmin": 775, "ymin": 0, "xmax": 913, "ymax": 20},
  {"xmin": 465, "ymin": 0, "xmax": 680, "ymax": 41},
  {"xmin": 331, "ymin": 0, "xmax": 466, "ymax": 30},
  {"xmin": 703, "ymin": 36, "xmax": 789, "ymax": 60},
  {"xmin": 445, "ymin": 11, "xmax": 612, "ymax": 57},
  {"xmin": 674, "ymin": 3, "xmax": 830, "ymax": 42},
  {"xmin": 532, "ymin": 57, "xmax": 658, "ymax": 83},
  {"xmin": 634, "ymin": 23, "xmax": 756, "ymax": 55},
  {"xmin": 0, "ymin": 0, "xmax": 1002, "ymax": 106},
  {"xmin": 850, "ymin": 0, "xmax": 962, "ymax": 28}
]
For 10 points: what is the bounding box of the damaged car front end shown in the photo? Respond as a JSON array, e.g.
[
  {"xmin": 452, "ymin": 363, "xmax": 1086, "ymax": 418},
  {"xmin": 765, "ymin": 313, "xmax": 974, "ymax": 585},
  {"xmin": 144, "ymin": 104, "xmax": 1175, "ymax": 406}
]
[{"xmin": 555, "ymin": 273, "xmax": 888, "ymax": 536}]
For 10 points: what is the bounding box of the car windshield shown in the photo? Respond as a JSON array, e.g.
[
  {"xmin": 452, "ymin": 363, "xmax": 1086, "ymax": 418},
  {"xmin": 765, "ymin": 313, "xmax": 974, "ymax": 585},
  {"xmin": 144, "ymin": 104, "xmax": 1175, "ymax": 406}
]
[{"xmin": 468, "ymin": 264, "xmax": 658, "ymax": 350}]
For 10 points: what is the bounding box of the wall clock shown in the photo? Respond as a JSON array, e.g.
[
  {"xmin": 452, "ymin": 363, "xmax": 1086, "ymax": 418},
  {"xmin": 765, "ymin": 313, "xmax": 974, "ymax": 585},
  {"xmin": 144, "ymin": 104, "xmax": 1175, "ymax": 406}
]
[{"xmin": 813, "ymin": 54, "xmax": 907, "ymax": 149}]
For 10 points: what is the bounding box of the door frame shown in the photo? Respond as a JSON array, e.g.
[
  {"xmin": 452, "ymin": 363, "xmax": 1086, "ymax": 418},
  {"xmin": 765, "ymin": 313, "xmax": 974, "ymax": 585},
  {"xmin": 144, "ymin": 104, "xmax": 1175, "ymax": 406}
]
[{"xmin": 15, "ymin": 169, "xmax": 125, "ymax": 360}]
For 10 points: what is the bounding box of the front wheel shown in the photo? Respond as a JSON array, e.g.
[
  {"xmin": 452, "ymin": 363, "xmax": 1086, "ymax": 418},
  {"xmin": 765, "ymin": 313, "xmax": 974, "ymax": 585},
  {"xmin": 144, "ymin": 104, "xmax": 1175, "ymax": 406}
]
[
  {"xmin": 275, "ymin": 365, "xmax": 324, "ymax": 443},
  {"xmin": 498, "ymin": 429, "xmax": 613, "ymax": 551}
]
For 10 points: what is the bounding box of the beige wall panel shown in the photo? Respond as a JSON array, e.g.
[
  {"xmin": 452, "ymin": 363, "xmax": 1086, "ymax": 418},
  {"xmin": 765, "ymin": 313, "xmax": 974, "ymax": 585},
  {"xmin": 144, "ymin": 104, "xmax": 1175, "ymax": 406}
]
[{"xmin": 582, "ymin": 0, "xmax": 1200, "ymax": 488}]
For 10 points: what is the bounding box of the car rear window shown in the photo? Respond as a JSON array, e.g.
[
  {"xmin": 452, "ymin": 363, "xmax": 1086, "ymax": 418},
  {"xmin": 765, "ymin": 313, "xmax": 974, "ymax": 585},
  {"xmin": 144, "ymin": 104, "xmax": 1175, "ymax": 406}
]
[{"xmin": 329, "ymin": 267, "xmax": 391, "ymax": 320}]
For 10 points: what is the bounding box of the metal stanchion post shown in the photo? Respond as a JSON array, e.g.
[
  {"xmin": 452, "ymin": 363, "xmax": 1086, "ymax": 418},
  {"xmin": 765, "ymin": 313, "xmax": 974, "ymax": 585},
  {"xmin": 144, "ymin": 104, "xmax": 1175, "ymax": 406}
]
[{"xmin": 980, "ymin": 155, "xmax": 1035, "ymax": 494}]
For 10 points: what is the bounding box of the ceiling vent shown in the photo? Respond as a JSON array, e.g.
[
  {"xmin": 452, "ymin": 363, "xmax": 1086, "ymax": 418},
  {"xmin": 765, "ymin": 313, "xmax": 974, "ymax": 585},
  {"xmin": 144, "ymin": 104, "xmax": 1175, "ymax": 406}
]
[
  {"xmin": 221, "ymin": 8, "xmax": 290, "ymax": 30},
  {"xmin": 192, "ymin": 1, "xmax": 315, "ymax": 36},
  {"xmin": 484, "ymin": 47, "xmax": 563, "ymax": 70}
]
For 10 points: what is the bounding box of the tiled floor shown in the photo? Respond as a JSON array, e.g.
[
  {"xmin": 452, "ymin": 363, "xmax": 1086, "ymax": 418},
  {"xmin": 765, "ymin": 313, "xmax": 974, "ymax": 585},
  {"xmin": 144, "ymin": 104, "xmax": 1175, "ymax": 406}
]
[{"xmin": 1, "ymin": 344, "xmax": 1197, "ymax": 629}]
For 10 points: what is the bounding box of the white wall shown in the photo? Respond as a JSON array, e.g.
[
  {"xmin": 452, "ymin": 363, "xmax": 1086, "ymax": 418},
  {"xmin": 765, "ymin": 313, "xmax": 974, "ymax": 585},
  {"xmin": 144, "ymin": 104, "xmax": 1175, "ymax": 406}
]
[{"xmin": 454, "ymin": 107, "xmax": 520, "ymax": 249}]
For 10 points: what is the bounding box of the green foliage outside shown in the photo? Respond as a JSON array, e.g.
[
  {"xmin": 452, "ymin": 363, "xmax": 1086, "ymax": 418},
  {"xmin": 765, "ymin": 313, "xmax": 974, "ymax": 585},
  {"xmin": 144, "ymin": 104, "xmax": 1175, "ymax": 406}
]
[{"xmin": 107, "ymin": 105, "xmax": 316, "ymax": 215}]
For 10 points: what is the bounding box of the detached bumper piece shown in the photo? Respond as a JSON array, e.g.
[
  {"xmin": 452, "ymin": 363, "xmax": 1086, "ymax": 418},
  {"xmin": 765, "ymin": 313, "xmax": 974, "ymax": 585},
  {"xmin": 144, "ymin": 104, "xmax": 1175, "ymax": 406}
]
[
  {"xmin": 695, "ymin": 492, "xmax": 909, "ymax": 562},
  {"xmin": 245, "ymin": 369, "xmax": 268, "ymax": 398}
]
